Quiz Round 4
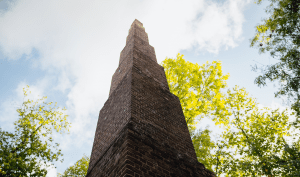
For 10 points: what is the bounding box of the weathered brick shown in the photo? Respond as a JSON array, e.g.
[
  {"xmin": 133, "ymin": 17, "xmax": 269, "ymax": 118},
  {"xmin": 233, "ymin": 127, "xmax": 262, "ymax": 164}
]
[{"xmin": 86, "ymin": 19, "xmax": 215, "ymax": 177}]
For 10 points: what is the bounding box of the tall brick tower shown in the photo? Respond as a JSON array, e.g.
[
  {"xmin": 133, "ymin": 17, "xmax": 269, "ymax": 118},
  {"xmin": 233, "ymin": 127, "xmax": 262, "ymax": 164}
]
[{"xmin": 86, "ymin": 19, "xmax": 215, "ymax": 177}]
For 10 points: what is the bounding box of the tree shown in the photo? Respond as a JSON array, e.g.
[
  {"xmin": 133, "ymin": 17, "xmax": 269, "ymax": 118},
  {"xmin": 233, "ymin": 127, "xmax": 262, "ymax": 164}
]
[
  {"xmin": 58, "ymin": 154, "xmax": 89, "ymax": 177},
  {"xmin": 0, "ymin": 85, "xmax": 71, "ymax": 176},
  {"xmin": 250, "ymin": 0, "xmax": 300, "ymax": 119},
  {"xmin": 250, "ymin": 0, "xmax": 300, "ymax": 175},
  {"xmin": 191, "ymin": 128, "xmax": 216, "ymax": 172},
  {"xmin": 278, "ymin": 141, "xmax": 300, "ymax": 176},
  {"xmin": 213, "ymin": 86, "xmax": 300, "ymax": 176},
  {"xmin": 161, "ymin": 53, "xmax": 230, "ymax": 132},
  {"xmin": 161, "ymin": 54, "xmax": 300, "ymax": 176}
]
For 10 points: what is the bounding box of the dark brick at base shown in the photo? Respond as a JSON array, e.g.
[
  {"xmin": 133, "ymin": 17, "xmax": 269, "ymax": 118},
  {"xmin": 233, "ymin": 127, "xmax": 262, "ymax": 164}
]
[
  {"xmin": 87, "ymin": 121, "xmax": 215, "ymax": 177},
  {"xmin": 86, "ymin": 19, "xmax": 215, "ymax": 177}
]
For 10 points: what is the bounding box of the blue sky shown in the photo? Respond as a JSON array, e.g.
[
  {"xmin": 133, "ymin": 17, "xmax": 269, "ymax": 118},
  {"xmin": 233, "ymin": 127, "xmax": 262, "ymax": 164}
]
[{"xmin": 0, "ymin": 0, "xmax": 297, "ymax": 176}]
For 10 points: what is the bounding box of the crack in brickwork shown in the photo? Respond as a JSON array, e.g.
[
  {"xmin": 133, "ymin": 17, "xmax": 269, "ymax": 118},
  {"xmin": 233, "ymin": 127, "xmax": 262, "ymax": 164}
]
[{"xmin": 87, "ymin": 19, "xmax": 215, "ymax": 177}]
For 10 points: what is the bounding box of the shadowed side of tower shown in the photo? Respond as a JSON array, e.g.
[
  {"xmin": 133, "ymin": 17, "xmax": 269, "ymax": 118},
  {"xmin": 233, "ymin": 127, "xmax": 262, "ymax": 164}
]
[{"xmin": 86, "ymin": 19, "xmax": 215, "ymax": 177}]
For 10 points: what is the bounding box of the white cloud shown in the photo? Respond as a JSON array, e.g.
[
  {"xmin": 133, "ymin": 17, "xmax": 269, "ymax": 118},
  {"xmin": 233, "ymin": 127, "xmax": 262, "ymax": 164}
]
[{"xmin": 0, "ymin": 0, "xmax": 253, "ymax": 172}]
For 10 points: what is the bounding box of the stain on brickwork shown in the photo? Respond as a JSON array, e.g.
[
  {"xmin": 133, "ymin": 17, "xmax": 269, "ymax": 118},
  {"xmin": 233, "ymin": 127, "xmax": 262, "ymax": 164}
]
[{"xmin": 87, "ymin": 19, "xmax": 215, "ymax": 177}]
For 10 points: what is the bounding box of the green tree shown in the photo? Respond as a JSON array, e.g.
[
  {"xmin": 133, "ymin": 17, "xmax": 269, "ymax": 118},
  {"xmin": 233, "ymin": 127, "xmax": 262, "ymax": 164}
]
[
  {"xmin": 161, "ymin": 54, "xmax": 300, "ymax": 176},
  {"xmin": 250, "ymin": 0, "xmax": 300, "ymax": 175},
  {"xmin": 58, "ymin": 154, "xmax": 89, "ymax": 177},
  {"xmin": 250, "ymin": 0, "xmax": 300, "ymax": 119},
  {"xmin": 214, "ymin": 86, "xmax": 299, "ymax": 176},
  {"xmin": 277, "ymin": 140, "xmax": 300, "ymax": 176},
  {"xmin": 191, "ymin": 128, "xmax": 216, "ymax": 172},
  {"xmin": 161, "ymin": 53, "xmax": 230, "ymax": 132},
  {"xmin": 0, "ymin": 85, "xmax": 71, "ymax": 177}
]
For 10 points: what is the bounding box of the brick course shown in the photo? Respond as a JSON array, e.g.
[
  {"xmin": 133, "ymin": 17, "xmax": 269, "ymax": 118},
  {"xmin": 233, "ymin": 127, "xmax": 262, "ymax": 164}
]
[{"xmin": 87, "ymin": 19, "xmax": 215, "ymax": 177}]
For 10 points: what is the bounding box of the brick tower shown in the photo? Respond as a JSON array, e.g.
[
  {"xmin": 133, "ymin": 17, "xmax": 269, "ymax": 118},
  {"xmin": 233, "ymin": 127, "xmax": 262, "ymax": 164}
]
[{"xmin": 86, "ymin": 19, "xmax": 215, "ymax": 177}]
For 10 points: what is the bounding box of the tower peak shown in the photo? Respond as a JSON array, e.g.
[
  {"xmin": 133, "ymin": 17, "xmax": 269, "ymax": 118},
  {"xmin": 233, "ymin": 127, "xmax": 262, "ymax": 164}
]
[{"xmin": 132, "ymin": 19, "xmax": 143, "ymax": 27}]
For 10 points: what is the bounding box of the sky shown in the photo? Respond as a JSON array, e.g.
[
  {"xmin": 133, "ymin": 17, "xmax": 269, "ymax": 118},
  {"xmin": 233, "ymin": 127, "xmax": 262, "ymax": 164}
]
[{"xmin": 0, "ymin": 0, "xmax": 298, "ymax": 176}]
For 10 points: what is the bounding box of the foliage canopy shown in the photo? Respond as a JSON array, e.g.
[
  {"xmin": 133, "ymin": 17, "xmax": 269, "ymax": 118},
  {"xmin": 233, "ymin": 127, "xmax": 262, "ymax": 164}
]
[
  {"xmin": 161, "ymin": 53, "xmax": 230, "ymax": 132},
  {"xmin": 0, "ymin": 86, "xmax": 71, "ymax": 176},
  {"xmin": 58, "ymin": 154, "xmax": 89, "ymax": 177},
  {"xmin": 162, "ymin": 53, "xmax": 300, "ymax": 176},
  {"xmin": 251, "ymin": 0, "xmax": 300, "ymax": 119}
]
